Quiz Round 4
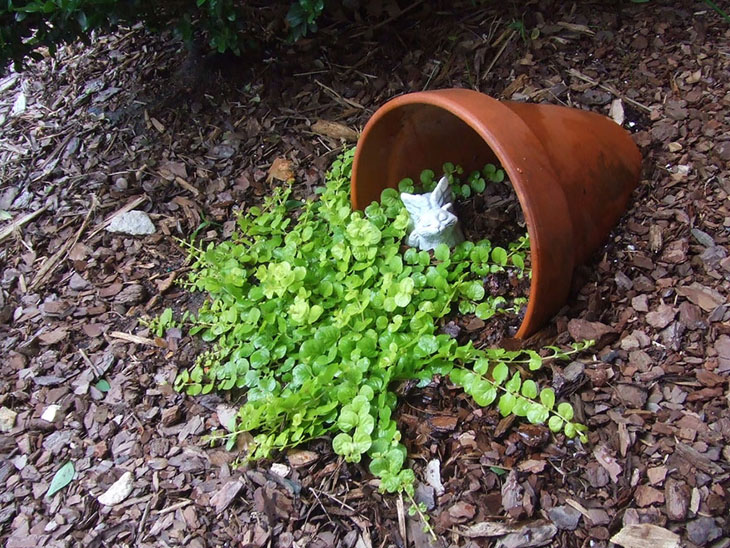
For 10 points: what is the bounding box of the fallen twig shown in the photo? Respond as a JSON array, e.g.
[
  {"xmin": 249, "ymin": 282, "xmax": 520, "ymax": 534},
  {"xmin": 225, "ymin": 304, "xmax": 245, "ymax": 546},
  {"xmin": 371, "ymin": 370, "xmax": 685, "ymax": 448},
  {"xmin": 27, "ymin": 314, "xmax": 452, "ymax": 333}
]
[
  {"xmin": 30, "ymin": 197, "xmax": 96, "ymax": 290},
  {"xmin": 315, "ymin": 80, "xmax": 365, "ymax": 110},
  {"xmin": 109, "ymin": 331, "xmax": 160, "ymax": 346},
  {"xmin": 0, "ymin": 205, "xmax": 48, "ymax": 244},
  {"xmin": 152, "ymin": 499, "xmax": 192, "ymax": 516},
  {"xmin": 483, "ymin": 30, "xmax": 516, "ymax": 82},
  {"xmin": 568, "ymin": 68, "xmax": 652, "ymax": 113}
]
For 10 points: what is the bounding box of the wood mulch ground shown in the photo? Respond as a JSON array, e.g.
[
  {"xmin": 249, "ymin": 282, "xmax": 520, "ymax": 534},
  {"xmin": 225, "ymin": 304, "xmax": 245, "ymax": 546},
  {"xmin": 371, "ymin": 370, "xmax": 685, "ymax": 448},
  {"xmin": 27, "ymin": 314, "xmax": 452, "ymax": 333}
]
[{"xmin": 1, "ymin": 1, "xmax": 729, "ymax": 546}]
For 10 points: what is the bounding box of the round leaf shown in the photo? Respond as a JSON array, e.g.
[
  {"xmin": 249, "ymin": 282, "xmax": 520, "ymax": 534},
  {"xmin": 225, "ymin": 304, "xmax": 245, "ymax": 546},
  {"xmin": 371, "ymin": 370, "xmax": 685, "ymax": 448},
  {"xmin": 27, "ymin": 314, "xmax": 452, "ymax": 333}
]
[
  {"xmin": 557, "ymin": 402, "xmax": 574, "ymax": 421},
  {"xmin": 548, "ymin": 415, "xmax": 564, "ymax": 433},
  {"xmin": 539, "ymin": 388, "xmax": 556, "ymax": 410},
  {"xmin": 492, "ymin": 362, "xmax": 508, "ymax": 385},
  {"xmin": 521, "ymin": 379, "xmax": 538, "ymax": 399}
]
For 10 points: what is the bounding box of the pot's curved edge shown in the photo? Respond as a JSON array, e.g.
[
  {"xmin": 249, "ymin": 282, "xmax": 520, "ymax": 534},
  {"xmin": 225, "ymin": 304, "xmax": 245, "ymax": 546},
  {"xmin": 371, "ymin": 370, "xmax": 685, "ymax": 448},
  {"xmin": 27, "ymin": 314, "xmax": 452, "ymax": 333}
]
[{"xmin": 351, "ymin": 89, "xmax": 576, "ymax": 338}]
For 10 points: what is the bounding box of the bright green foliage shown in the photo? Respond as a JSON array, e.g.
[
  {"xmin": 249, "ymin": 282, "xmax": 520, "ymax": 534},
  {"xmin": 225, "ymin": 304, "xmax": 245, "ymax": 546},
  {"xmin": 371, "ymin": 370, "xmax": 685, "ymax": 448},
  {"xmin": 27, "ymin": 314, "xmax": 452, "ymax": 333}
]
[
  {"xmin": 449, "ymin": 162, "xmax": 506, "ymax": 199},
  {"xmin": 176, "ymin": 149, "xmax": 591, "ymax": 495}
]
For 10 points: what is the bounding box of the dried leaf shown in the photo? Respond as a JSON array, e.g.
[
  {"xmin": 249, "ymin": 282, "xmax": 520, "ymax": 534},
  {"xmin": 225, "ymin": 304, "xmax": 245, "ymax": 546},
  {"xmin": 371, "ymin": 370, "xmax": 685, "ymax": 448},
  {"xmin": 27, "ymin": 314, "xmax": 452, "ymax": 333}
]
[
  {"xmin": 610, "ymin": 524, "xmax": 681, "ymax": 548},
  {"xmin": 311, "ymin": 120, "xmax": 359, "ymax": 142},
  {"xmin": 267, "ymin": 157, "xmax": 295, "ymax": 183}
]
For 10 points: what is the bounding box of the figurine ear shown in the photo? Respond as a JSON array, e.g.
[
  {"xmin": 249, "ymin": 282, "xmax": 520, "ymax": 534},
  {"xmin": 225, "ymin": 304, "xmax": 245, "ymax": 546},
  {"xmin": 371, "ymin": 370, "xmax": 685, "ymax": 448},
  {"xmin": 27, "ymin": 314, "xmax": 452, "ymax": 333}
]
[
  {"xmin": 400, "ymin": 193, "xmax": 428, "ymax": 218},
  {"xmin": 430, "ymin": 176, "xmax": 453, "ymax": 208}
]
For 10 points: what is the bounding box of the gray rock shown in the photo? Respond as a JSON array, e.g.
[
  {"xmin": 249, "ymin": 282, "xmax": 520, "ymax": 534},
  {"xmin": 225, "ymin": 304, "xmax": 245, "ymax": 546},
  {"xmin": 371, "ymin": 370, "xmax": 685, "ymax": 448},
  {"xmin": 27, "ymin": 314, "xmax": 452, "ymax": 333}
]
[
  {"xmin": 69, "ymin": 272, "xmax": 91, "ymax": 291},
  {"xmin": 691, "ymin": 228, "xmax": 715, "ymax": 248},
  {"xmin": 686, "ymin": 517, "xmax": 722, "ymax": 546},
  {"xmin": 563, "ymin": 361, "xmax": 585, "ymax": 382},
  {"xmin": 547, "ymin": 505, "xmax": 582, "ymax": 530},
  {"xmin": 106, "ymin": 210, "xmax": 156, "ymax": 236}
]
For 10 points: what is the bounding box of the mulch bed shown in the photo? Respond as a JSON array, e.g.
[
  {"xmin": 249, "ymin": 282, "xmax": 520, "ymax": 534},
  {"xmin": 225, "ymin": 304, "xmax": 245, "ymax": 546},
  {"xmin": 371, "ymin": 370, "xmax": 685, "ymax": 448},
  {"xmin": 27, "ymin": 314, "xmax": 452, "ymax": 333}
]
[{"xmin": 1, "ymin": 1, "xmax": 729, "ymax": 547}]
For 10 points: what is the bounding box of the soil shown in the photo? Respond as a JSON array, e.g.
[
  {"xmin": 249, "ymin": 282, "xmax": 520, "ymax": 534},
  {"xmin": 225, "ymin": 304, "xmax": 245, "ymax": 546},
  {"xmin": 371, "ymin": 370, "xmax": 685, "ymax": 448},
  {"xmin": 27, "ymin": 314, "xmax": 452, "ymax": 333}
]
[{"xmin": 1, "ymin": 1, "xmax": 730, "ymax": 547}]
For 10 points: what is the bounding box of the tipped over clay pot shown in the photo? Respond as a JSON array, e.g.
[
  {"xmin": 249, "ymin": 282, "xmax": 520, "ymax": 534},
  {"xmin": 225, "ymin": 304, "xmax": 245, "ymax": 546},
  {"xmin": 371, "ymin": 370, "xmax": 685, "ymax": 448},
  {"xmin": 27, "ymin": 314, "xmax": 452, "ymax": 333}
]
[{"xmin": 351, "ymin": 89, "xmax": 641, "ymax": 338}]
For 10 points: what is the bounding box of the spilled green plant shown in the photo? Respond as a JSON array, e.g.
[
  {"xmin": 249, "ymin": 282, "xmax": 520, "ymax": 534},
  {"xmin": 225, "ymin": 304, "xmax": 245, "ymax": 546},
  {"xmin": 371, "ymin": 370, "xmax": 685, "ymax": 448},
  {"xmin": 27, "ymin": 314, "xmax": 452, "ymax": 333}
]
[{"xmin": 173, "ymin": 149, "xmax": 590, "ymax": 502}]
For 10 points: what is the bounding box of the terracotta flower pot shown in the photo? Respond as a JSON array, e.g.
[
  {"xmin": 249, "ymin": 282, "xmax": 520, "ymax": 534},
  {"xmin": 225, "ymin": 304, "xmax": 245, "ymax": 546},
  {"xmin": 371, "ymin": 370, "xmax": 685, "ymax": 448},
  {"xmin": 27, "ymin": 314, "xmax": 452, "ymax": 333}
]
[{"xmin": 351, "ymin": 89, "xmax": 641, "ymax": 338}]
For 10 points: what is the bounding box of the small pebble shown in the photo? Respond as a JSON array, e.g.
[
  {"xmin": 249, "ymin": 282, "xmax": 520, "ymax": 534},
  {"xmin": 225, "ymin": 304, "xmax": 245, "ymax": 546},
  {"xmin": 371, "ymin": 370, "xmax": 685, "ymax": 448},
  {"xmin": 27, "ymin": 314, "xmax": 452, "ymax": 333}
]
[{"xmin": 41, "ymin": 404, "xmax": 61, "ymax": 422}]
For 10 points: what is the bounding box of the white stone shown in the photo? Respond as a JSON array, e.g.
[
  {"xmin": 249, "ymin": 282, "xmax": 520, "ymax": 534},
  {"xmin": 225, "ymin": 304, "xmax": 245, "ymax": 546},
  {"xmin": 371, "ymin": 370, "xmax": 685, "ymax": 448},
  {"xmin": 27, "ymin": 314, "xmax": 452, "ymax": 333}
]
[
  {"xmin": 98, "ymin": 471, "xmax": 134, "ymax": 506},
  {"xmin": 106, "ymin": 210, "xmax": 156, "ymax": 236},
  {"xmin": 401, "ymin": 176, "xmax": 464, "ymax": 251},
  {"xmin": 609, "ymin": 98, "xmax": 625, "ymax": 126},
  {"xmin": 270, "ymin": 463, "xmax": 290, "ymax": 477},
  {"xmin": 424, "ymin": 459, "xmax": 445, "ymax": 496},
  {"xmin": 41, "ymin": 404, "xmax": 61, "ymax": 423},
  {"xmin": 0, "ymin": 406, "xmax": 17, "ymax": 432}
]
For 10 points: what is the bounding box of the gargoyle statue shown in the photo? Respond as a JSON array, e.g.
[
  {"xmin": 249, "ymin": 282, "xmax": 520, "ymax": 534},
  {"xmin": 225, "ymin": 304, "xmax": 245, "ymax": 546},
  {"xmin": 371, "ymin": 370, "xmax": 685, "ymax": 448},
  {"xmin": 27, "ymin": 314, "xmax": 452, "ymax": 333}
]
[{"xmin": 400, "ymin": 175, "xmax": 465, "ymax": 251}]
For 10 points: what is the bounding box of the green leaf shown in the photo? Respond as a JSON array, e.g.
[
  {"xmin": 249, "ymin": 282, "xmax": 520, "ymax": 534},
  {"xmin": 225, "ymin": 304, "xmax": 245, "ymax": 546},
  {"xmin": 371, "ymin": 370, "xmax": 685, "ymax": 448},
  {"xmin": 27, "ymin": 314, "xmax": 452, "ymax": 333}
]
[
  {"xmin": 557, "ymin": 402, "xmax": 574, "ymax": 421},
  {"xmin": 417, "ymin": 335, "xmax": 439, "ymax": 356},
  {"xmin": 94, "ymin": 379, "xmax": 111, "ymax": 393},
  {"xmin": 564, "ymin": 422, "xmax": 577, "ymax": 439},
  {"xmin": 434, "ymin": 244, "xmax": 449, "ymax": 262},
  {"xmin": 475, "ymin": 302, "xmax": 495, "ymax": 320},
  {"xmin": 491, "ymin": 247, "xmax": 508, "ymax": 265},
  {"xmin": 250, "ymin": 348, "xmax": 270, "ymax": 369},
  {"xmin": 548, "ymin": 415, "xmax": 564, "ymax": 432},
  {"xmin": 338, "ymin": 408, "xmax": 359, "ymax": 431},
  {"xmin": 46, "ymin": 461, "xmax": 75, "ymax": 498},
  {"xmin": 498, "ymin": 393, "xmax": 516, "ymax": 416},
  {"xmin": 352, "ymin": 429, "xmax": 372, "ymax": 453},
  {"xmin": 461, "ymin": 281, "xmax": 485, "ymax": 301},
  {"xmin": 471, "ymin": 379, "xmax": 497, "ymax": 407},
  {"xmin": 420, "ymin": 169, "xmax": 435, "ymax": 185},
  {"xmin": 186, "ymin": 384, "xmax": 202, "ymax": 396},
  {"xmin": 511, "ymin": 254, "xmax": 525, "ymax": 270},
  {"xmin": 526, "ymin": 402, "xmax": 549, "ymax": 424},
  {"xmin": 492, "ymin": 362, "xmax": 508, "ymax": 384},
  {"xmin": 369, "ymin": 457, "xmax": 388, "ymax": 476},
  {"xmin": 470, "ymin": 177, "xmax": 486, "ymax": 193},
  {"xmin": 521, "ymin": 379, "xmax": 538, "ymax": 399},
  {"xmin": 332, "ymin": 433, "xmax": 352, "ymax": 456},
  {"xmin": 527, "ymin": 351, "xmax": 542, "ymax": 371},
  {"xmin": 398, "ymin": 178, "xmax": 415, "ymax": 192},
  {"xmin": 539, "ymin": 388, "xmax": 556, "ymax": 410},
  {"xmin": 505, "ymin": 372, "xmax": 522, "ymax": 393}
]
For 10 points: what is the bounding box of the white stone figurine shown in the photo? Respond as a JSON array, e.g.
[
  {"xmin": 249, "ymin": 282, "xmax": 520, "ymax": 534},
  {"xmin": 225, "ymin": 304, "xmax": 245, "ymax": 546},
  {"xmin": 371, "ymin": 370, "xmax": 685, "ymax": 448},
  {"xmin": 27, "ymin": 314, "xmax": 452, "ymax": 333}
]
[{"xmin": 400, "ymin": 175, "xmax": 465, "ymax": 251}]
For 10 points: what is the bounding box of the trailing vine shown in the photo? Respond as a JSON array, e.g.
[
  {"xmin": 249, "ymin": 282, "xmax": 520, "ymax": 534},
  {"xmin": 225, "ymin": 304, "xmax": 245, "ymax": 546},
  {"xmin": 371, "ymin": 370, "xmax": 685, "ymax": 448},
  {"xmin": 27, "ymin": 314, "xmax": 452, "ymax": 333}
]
[{"xmin": 170, "ymin": 149, "xmax": 590, "ymax": 500}]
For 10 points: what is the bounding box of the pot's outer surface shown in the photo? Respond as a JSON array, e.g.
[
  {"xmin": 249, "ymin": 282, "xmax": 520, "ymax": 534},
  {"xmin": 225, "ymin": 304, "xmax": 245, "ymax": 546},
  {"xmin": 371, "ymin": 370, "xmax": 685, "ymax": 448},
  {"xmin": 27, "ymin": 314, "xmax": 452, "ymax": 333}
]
[{"xmin": 351, "ymin": 89, "xmax": 641, "ymax": 338}]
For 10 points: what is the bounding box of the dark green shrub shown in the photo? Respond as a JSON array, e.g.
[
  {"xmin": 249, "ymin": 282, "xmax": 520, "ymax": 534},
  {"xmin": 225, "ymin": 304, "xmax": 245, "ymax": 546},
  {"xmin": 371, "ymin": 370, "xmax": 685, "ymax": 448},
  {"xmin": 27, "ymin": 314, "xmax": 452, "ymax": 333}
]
[{"xmin": 0, "ymin": 0, "xmax": 328, "ymax": 76}]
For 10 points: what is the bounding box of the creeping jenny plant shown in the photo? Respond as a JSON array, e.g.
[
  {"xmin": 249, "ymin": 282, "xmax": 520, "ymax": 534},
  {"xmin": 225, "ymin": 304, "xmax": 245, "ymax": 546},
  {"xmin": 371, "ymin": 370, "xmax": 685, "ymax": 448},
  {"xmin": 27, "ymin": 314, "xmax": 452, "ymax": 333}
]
[{"xmin": 174, "ymin": 149, "xmax": 590, "ymax": 499}]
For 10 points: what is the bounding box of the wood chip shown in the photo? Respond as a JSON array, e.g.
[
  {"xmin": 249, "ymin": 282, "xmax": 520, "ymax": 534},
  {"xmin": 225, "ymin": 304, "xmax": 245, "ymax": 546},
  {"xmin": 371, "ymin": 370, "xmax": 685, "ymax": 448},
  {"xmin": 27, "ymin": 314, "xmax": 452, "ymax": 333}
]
[
  {"xmin": 311, "ymin": 120, "xmax": 359, "ymax": 142},
  {"xmin": 610, "ymin": 524, "xmax": 681, "ymax": 548}
]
